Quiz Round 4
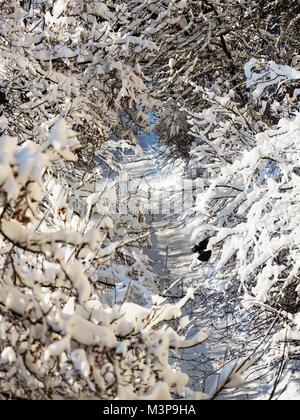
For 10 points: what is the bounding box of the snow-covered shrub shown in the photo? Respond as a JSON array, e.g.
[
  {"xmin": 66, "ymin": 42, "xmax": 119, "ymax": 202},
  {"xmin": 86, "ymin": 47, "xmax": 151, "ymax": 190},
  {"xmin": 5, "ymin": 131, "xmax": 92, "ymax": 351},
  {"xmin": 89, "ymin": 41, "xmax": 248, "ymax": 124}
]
[
  {"xmin": 186, "ymin": 60, "xmax": 300, "ymax": 362},
  {"xmin": 199, "ymin": 112, "xmax": 300, "ymax": 311}
]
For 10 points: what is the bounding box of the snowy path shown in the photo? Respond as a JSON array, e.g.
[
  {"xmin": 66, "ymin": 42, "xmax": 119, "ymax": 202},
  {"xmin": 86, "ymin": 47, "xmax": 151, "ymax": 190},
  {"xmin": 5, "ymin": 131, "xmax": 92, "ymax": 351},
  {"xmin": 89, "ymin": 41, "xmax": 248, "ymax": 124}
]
[{"xmin": 121, "ymin": 134, "xmax": 220, "ymax": 395}]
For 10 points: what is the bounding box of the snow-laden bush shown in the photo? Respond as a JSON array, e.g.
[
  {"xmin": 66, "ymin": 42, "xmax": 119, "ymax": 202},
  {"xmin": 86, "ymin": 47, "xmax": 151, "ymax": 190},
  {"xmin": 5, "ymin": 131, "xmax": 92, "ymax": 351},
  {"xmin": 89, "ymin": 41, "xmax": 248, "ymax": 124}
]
[{"xmin": 185, "ymin": 60, "xmax": 300, "ymax": 363}]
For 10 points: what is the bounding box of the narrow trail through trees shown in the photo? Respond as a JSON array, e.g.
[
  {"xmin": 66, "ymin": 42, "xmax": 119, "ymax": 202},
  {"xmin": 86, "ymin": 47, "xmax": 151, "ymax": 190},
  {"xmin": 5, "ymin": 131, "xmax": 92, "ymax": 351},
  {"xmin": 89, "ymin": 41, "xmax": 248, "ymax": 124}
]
[{"xmin": 121, "ymin": 134, "xmax": 225, "ymax": 395}]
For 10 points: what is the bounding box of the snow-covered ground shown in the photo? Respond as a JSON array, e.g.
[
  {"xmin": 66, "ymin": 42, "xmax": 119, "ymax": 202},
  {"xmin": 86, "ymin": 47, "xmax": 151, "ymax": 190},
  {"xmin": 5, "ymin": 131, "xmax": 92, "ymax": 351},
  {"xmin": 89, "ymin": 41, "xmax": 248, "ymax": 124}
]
[{"xmin": 120, "ymin": 130, "xmax": 300, "ymax": 400}]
